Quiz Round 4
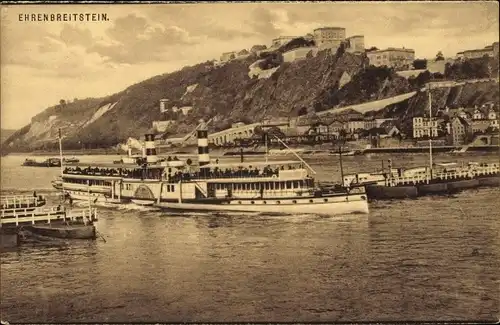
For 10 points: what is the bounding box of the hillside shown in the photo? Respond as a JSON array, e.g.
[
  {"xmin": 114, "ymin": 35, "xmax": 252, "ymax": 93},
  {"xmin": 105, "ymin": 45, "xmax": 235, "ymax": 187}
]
[
  {"xmin": 1, "ymin": 129, "xmax": 16, "ymax": 145},
  {"xmin": 2, "ymin": 47, "xmax": 499, "ymax": 153},
  {"xmin": 373, "ymin": 79, "xmax": 500, "ymax": 134}
]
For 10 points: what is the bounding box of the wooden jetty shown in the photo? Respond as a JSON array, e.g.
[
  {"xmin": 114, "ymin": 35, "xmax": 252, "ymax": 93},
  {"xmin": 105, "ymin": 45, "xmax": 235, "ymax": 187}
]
[{"xmin": 0, "ymin": 194, "xmax": 46, "ymax": 211}]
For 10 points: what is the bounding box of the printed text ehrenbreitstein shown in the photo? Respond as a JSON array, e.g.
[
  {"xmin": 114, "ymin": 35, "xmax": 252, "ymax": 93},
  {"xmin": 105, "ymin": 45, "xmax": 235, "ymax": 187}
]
[{"xmin": 19, "ymin": 13, "xmax": 109, "ymax": 22}]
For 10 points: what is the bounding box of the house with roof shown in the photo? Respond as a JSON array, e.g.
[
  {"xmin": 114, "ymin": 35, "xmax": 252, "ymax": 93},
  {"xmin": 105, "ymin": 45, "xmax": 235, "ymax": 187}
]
[
  {"xmin": 379, "ymin": 120, "xmax": 401, "ymax": 138},
  {"xmin": 458, "ymin": 110, "xmax": 471, "ymax": 120},
  {"xmin": 305, "ymin": 122, "xmax": 330, "ymax": 136},
  {"xmin": 345, "ymin": 119, "xmax": 366, "ymax": 134},
  {"xmin": 336, "ymin": 108, "xmax": 364, "ymax": 121},
  {"xmin": 471, "ymin": 119, "xmax": 491, "ymax": 134},
  {"xmin": 412, "ymin": 116, "xmax": 438, "ymax": 138},
  {"xmin": 470, "ymin": 103, "xmax": 499, "ymax": 131},
  {"xmin": 450, "ymin": 116, "xmax": 471, "ymax": 145},
  {"xmin": 473, "ymin": 106, "xmax": 486, "ymax": 120},
  {"xmin": 328, "ymin": 120, "xmax": 345, "ymax": 133},
  {"xmin": 486, "ymin": 107, "xmax": 497, "ymax": 120}
]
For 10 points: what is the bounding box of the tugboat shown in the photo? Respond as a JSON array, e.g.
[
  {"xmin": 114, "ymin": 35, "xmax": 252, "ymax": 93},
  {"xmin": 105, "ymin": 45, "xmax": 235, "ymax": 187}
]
[
  {"xmin": 22, "ymin": 157, "xmax": 61, "ymax": 167},
  {"xmin": 63, "ymin": 157, "xmax": 80, "ymax": 163}
]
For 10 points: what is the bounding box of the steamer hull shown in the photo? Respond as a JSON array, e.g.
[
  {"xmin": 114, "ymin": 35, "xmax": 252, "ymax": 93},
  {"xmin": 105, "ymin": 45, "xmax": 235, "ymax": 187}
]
[{"xmin": 157, "ymin": 194, "xmax": 369, "ymax": 216}]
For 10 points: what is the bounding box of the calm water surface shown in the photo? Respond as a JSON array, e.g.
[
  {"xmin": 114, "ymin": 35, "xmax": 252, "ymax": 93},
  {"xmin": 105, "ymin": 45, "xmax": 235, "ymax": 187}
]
[{"xmin": 1, "ymin": 153, "xmax": 499, "ymax": 322}]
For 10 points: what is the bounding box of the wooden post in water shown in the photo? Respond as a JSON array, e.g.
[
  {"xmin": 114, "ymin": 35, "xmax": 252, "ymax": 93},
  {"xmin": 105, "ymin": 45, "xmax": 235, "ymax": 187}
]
[
  {"xmin": 58, "ymin": 128, "xmax": 65, "ymax": 196},
  {"xmin": 339, "ymin": 145, "xmax": 344, "ymax": 187},
  {"xmin": 87, "ymin": 179, "xmax": 91, "ymax": 216}
]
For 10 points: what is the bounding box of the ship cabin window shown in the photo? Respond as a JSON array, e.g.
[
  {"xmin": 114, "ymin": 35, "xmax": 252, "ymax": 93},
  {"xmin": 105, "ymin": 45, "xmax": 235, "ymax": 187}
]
[{"xmin": 63, "ymin": 178, "xmax": 112, "ymax": 187}]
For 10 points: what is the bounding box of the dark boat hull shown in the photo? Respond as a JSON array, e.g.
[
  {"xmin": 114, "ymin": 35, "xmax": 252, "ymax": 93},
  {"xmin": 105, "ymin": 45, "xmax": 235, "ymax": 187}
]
[
  {"xmin": 24, "ymin": 224, "xmax": 96, "ymax": 239},
  {"xmin": 477, "ymin": 176, "xmax": 500, "ymax": 187},
  {"xmin": 417, "ymin": 182, "xmax": 448, "ymax": 195},
  {"xmin": 366, "ymin": 184, "xmax": 418, "ymax": 200},
  {"xmin": 367, "ymin": 177, "xmax": 486, "ymax": 200},
  {"xmin": 0, "ymin": 228, "xmax": 19, "ymax": 249},
  {"xmin": 446, "ymin": 179, "xmax": 480, "ymax": 192}
]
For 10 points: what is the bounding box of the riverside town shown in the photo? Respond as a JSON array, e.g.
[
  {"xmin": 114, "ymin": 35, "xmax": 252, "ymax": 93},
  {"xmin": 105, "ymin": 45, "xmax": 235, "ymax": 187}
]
[
  {"xmin": 18, "ymin": 13, "xmax": 109, "ymax": 22},
  {"xmin": 1, "ymin": 2, "xmax": 499, "ymax": 324}
]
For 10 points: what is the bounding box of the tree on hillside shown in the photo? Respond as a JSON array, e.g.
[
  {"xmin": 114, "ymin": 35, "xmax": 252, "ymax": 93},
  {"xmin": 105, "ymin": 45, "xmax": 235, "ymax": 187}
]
[
  {"xmin": 365, "ymin": 47, "xmax": 379, "ymax": 52},
  {"xmin": 278, "ymin": 37, "xmax": 315, "ymax": 53},
  {"xmin": 59, "ymin": 99, "xmax": 66, "ymax": 107},
  {"xmin": 339, "ymin": 129, "xmax": 348, "ymax": 140},
  {"xmin": 435, "ymin": 51, "xmax": 445, "ymax": 61},
  {"xmin": 335, "ymin": 42, "xmax": 346, "ymax": 59},
  {"xmin": 413, "ymin": 59, "xmax": 428, "ymax": 70},
  {"xmin": 297, "ymin": 107, "xmax": 308, "ymax": 116}
]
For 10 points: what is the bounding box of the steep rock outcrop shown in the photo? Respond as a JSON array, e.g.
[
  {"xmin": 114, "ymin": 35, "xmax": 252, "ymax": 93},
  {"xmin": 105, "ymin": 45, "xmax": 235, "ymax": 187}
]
[{"xmin": 3, "ymin": 49, "xmax": 498, "ymax": 153}]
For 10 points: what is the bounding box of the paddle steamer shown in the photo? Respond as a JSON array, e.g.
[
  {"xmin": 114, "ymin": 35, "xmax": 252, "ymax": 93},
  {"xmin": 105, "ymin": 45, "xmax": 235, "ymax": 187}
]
[{"xmin": 52, "ymin": 124, "xmax": 369, "ymax": 216}]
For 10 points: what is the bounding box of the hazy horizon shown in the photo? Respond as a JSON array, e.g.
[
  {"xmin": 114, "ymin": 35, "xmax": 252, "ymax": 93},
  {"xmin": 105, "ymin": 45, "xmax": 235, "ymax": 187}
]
[{"xmin": 1, "ymin": 1, "xmax": 498, "ymax": 130}]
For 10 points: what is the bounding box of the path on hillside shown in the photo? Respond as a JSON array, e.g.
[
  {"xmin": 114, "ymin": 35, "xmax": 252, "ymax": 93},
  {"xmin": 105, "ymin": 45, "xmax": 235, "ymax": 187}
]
[{"xmin": 317, "ymin": 77, "xmax": 499, "ymax": 116}]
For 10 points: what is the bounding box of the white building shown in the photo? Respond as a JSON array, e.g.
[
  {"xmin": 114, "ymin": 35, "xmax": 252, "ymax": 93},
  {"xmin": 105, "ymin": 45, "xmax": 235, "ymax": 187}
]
[
  {"xmin": 159, "ymin": 99, "xmax": 169, "ymax": 113},
  {"xmin": 413, "ymin": 116, "xmax": 438, "ymax": 138}
]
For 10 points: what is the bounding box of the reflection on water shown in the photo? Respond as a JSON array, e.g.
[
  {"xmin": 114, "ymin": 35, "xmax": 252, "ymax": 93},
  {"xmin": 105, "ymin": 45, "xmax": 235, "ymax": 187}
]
[{"xmin": 1, "ymin": 153, "xmax": 499, "ymax": 322}]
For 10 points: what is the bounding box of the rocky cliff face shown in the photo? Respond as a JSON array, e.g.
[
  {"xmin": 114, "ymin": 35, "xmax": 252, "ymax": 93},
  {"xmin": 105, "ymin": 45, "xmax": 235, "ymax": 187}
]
[
  {"xmin": 3, "ymin": 48, "xmax": 498, "ymax": 153},
  {"xmin": 377, "ymin": 79, "xmax": 499, "ymax": 134}
]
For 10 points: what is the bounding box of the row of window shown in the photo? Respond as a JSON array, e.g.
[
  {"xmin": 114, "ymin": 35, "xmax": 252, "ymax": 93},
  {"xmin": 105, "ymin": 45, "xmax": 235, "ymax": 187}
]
[
  {"xmin": 214, "ymin": 180, "xmax": 314, "ymax": 191},
  {"xmin": 64, "ymin": 179, "xmax": 112, "ymax": 186},
  {"xmin": 238, "ymin": 198, "xmax": 330, "ymax": 205}
]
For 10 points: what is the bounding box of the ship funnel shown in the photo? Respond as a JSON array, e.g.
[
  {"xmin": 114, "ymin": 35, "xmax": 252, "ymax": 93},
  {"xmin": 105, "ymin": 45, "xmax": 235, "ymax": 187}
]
[
  {"xmin": 197, "ymin": 121, "xmax": 210, "ymax": 168},
  {"xmin": 144, "ymin": 134, "xmax": 159, "ymax": 163}
]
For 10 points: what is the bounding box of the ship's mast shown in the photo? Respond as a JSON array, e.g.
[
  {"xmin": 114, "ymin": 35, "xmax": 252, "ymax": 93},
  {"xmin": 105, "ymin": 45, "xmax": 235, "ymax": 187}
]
[
  {"xmin": 428, "ymin": 85, "xmax": 433, "ymax": 184},
  {"xmin": 339, "ymin": 145, "xmax": 344, "ymax": 187},
  {"xmin": 271, "ymin": 134, "xmax": 316, "ymax": 174}
]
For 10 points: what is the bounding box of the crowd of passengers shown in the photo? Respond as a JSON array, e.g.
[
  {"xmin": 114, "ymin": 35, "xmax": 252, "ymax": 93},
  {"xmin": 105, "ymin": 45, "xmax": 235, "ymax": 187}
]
[
  {"xmin": 64, "ymin": 166, "xmax": 159, "ymax": 179},
  {"xmin": 64, "ymin": 164, "xmax": 300, "ymax": 181},
  {"xmin": 167, "ymin": 165, "xmax": 297, "ymax": 183}
]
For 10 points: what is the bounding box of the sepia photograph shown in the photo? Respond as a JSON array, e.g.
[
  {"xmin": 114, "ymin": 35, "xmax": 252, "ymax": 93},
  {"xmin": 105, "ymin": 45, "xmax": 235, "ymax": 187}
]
[{"xmin": 0, "ymin": 0, "xmax": 499, "ymax": 323}]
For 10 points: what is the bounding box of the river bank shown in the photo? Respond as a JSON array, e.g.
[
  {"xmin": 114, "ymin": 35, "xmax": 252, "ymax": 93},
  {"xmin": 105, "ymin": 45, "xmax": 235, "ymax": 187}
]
[{"xmin": 4, "ymin": 144, "xmax": 499, "ymax": 158}]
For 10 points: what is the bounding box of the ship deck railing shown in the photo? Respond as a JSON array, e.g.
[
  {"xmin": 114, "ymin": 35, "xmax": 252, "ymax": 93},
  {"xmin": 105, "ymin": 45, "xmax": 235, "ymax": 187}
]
[
  {"xmin": 1, "ymin": 195, "xmax": 45, "ymax": 208},
  {"xmin": 388, "ymin": 169, "xmax": 490, "ymax": 186},
  {"xmin": 1, "ymin": 207, "xmax": 98, "ymax": 226}
]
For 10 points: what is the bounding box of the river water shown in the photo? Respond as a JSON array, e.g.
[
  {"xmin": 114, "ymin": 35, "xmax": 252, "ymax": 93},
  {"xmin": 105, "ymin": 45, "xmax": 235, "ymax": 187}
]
[{"xmin": 1, "ymin": 153, "xmax": 499, "ymax": 322}]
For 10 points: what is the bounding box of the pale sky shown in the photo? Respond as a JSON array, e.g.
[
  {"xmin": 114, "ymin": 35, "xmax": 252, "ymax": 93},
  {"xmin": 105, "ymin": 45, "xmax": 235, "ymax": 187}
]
[{"xmin": 1, "ymin": 1, "xmax": 498, "ymax": 130}]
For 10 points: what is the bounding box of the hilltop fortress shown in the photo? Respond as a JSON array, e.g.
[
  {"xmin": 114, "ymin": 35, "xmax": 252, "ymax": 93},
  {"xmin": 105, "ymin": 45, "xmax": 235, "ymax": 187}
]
[{"xmin": 218, "ymin": 26, "xmax": 366, "ymax": 64}]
